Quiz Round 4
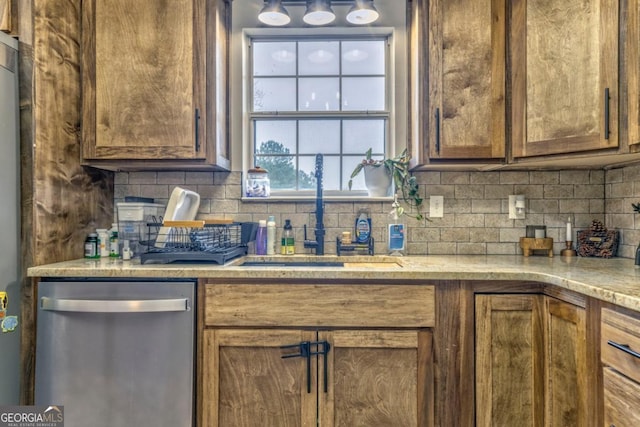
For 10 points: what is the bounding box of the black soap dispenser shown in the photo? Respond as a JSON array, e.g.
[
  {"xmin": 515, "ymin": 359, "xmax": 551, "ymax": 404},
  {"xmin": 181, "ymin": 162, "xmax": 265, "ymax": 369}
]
[{"xmin": 635, "ymin": 243, "xmax": 640, "ymax": 266}]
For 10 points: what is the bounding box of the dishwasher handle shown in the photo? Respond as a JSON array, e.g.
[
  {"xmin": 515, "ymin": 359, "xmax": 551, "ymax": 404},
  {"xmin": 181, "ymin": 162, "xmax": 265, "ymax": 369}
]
[{"xmin": 40, "ymin": 297, "xmax": 191, "ymax": 313}]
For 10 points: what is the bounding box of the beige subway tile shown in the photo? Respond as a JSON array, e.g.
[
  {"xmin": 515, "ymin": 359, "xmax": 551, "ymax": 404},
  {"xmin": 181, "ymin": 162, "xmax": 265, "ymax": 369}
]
[
  {"xmin": 196, "ymin": 185, "xmax": 226, "ymax": 199},
  {"xmin": 623, "ymin": 164, "xmax": 640, "ymax": 182},
  {"xmin": 610, "ymin": 182, "xmax": 631, "ymax": 198},
  {"xmin": 500, "ymin": 228, "xmax": 524, "ymax": 242},
  {"xmin": 114, "ymin": 184, "xmax": 140, "ymax": 199},
  {"xmin": 185, "ymin": 172, "xmax": 214, "ymax": 185},
  {"xmin": 128, "ymin": 172, "xmax": 157, "ymax": 184},
  {"xmin": 590, "ymin": 199, "xmax": 605, "ymax": 214},
  {"xmin": 472, "ymin": 199, "xmax": 501, "ymax": 214},
  {"xmin": 559, "ymin": 170, "xmax": 590, "ymax": 184},
  {"xmin": 428, "ymin": 242, "xmax": 456, "ymax": 255},
  {"xmin": 530, "ymin": 171, "xmax": 559, "ymax": 185},
  {"xmin": 500, "ymin": 171, "xmax": 530, "ymax": 184},
  {"xmin": 559, "ymin": 199, "xmax": 590, "ymax": 213},
  {"xmin": 470, "ymin": 171, "xmax": 500, "ymax": 184},
  {"xmin": 487, "ymin": 243, "xmax": 518, "ymax": 255},
  {"xmin": 529, "ymin": 199, "xmax": 559, "ymax": 214},
  {"xmin": 214, "ymin": 171, "xmax": 241, "ymax": 185},
  {"xmin": 139, "ymin": 185, "xmax": 170, "ymax": 200},
  {"xmin": 457, "ymin": 243, "xmax": 486, "ymax": 255},
  {"xmin": 513, "ymin": 184, "xmax": 544, "ymax": 199},
  {"xmin": 454, "ymin": 184, "xmax": 485, "ymax": 199},
  {"xmin": 441, "ymin": 227, "xmax": 470, "ymax": 242},
  {"xmin": 484, "ymin": 184, "xmax": 515, "ymax": 199},
  {"xmin": 575, "ymin": 184, "xmax": 604, "ymax": 199},
  {"xmin": 543, "ymin": 185, "xmax": 574, "ymax": 199},
  {"xmin": 114, "ymin": 172, "xmax": 129, "ymax": 185},
  {"xmin": 411, "ymin": 227, "xmax": 441, "ymax": 242},
  {"xmin": 426, "ymin": 184, "xmax": 456, "ymax": 198},
  {"xmin": 454, "ymin": 213, "xmax": 485, "ymax": 227},
  {"xmin": 157, "ymin": 171, "xmax": 186, "ymax": 185},
  {"xmin": 606, "ymin": 168, "xmax": 624, "ymax": 183},
  {"xmin": 442, "ymin": 171, "xmax": 470, "ymax": 184},
  {"xmin": 470, "ymin": 228, "xmax": 500, "ymax": 243},
  {"xmin": 590, "ymin": 170, "xmax": 605, "ymax": 184}
]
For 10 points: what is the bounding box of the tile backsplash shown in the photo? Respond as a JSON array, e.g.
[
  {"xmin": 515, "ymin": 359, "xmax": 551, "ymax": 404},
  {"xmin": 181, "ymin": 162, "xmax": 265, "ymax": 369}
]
[{"xmin": 114, "ymin": 165, "xmax": 640, "ymax": 257}]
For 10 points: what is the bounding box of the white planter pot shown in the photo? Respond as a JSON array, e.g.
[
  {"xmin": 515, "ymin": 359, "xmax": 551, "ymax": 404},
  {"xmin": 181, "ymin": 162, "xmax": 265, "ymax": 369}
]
[{"xmin": 363, "ymin": 165, "xmax": 392, "ymax": 197}]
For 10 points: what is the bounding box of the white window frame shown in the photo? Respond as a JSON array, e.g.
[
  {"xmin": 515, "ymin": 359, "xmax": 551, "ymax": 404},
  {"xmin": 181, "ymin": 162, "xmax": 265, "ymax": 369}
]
[{"xmin": 241, "ymin": 27, "xmax": 397, "ymax": 200}]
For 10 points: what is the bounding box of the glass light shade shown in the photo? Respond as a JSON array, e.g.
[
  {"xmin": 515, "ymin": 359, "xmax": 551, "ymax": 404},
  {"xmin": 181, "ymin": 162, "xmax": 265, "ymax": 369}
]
[
  {"xmin": 346, "ymin": 0, "xmax": 379, "ymax": 25},
  {"xmin": 258, "ymin": 0, "xmax": 291, "ymax": 26},
  {"xmin": 303, "ymin": 0, "xmax": 336, "ymax": 26}
]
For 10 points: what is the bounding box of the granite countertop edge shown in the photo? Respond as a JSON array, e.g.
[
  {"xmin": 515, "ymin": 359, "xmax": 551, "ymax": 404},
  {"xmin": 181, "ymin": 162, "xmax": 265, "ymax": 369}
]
[{"xmin": 27, "ymin": 255, "xmax": 640, "ymax": 312}]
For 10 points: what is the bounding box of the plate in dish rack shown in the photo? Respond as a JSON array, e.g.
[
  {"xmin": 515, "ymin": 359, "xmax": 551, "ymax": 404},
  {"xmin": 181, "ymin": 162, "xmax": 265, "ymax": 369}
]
[{"xmin": 155, "ymin": 187, "xmax": 200, "ymax": 248}]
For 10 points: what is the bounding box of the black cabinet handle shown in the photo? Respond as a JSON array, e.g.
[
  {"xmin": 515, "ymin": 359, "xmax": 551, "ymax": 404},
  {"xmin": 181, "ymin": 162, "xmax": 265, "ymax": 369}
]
[
  {"xmin": 435, "ymin": 107, "xmax": 441, "ymax": 155},
  {"xmin": 281, "ymin": 340, "xmax": 331, "ymax": 394},
  {"xmin": 607, "ymin": 340, "xmax": 640, "ymax": 359},
  {"xmin": 195, "ymin": 108, "xmax": 201, "ymax": 152},
  {"xmin": 604, "ymin": 88, "xmax": 610, "ymax": 140}
]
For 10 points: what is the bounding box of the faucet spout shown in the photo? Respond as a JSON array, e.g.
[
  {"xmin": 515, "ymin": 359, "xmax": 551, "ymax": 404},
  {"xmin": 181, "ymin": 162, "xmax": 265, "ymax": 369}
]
[{"xmin": 303, "ymin": 154, "xmax": 325, "ymax": 255}]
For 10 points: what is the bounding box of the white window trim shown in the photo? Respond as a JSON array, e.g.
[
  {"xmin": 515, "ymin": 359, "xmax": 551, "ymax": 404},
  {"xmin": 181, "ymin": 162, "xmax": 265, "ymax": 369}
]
[{"xmin": 239, "ymin": 27, "xmax": 403, "ymax": 201}]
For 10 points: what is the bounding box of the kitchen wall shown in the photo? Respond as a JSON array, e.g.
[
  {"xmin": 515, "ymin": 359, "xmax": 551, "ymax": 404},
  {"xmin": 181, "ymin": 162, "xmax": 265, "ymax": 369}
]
[{"xmin": 113, "ymin": 166, "xmax": 640, "ymax": 257}]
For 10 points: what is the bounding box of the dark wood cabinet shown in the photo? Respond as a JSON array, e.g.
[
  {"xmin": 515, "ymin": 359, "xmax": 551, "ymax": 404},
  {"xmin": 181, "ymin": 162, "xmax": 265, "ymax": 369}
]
[{"xmin": 81, "ymin": 0, "xmax": 230, "ymax": 170}]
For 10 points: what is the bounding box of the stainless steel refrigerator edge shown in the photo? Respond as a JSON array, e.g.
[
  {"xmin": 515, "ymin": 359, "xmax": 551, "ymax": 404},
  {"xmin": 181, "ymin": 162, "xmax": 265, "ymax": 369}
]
[{"xmin": 0, "ymin": 31, "xmax": 21, "ymax": 405}]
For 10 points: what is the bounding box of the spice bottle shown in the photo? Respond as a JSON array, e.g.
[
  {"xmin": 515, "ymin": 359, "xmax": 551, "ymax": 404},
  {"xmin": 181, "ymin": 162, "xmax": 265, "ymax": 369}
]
[{"xmin": 84, "ymin": 233, "xmax": 99, "ymax": 259}]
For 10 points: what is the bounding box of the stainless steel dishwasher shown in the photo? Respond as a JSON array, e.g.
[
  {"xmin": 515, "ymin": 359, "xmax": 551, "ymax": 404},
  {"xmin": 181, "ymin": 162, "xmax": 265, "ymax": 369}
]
[{"xmin": 35, "ymin": 279, "xmax": 195, "ymax": 427}]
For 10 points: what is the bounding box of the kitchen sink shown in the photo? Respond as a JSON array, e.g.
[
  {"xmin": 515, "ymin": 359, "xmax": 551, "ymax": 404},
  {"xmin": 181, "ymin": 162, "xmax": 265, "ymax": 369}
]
[{"xmin": 235, "ymin": 256, "xmax": 402, "ymax": 268}]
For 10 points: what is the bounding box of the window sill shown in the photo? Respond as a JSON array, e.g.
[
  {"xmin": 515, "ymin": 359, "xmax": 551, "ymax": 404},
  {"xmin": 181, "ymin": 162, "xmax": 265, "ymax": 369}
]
[{"xmin": 242, "ymin": 195, "xmax": 394, "ymax": 203}]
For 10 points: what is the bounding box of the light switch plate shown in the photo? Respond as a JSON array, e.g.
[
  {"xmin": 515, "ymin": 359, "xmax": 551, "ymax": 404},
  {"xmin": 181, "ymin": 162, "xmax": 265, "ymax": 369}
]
[{"xmin": 430, "ymin": 195, "xmax": 444, "ymax": 218}]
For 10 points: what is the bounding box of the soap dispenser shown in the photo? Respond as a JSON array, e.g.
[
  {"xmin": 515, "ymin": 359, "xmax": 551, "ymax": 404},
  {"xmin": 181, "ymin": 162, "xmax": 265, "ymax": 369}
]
[{"xmin": 388, "ymin": 195, "xmax": 405, "ymax": 256}]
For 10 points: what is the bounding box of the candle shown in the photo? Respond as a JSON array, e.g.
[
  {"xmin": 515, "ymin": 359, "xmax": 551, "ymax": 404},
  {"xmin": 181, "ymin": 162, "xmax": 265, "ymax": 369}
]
[{"xmin": 566, "ymin": 217, "xmax": 572, "ymax": 242}]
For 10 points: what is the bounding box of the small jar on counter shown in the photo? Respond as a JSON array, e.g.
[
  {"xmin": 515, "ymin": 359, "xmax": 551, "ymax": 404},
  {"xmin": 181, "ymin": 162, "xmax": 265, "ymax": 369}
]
[
  {"xmin": 245, "ymin": 166, "xmax": 270, "ymax": 198},
  {"xmin": 84, "ymin": 233, "xmax": 99, "ymax": 259}
]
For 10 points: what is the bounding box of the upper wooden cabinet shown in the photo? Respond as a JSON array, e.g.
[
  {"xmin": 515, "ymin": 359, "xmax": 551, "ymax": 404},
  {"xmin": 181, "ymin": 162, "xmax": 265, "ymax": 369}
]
[
  {"xmin": 81, "ymin": 0, "xmax": 230, "ymax": 171},
  {"xmin": 409, "ymin": 0, "xmax": 506, "ymax": 163},
  {"xmin": 628, "ymin": 0, "xmax": 640, "ymax": 149},
  {"xmin": 0, "ymin": 0, "xmax": 10, "ymax": 33},
  {"xmin": 511, "ymin": 0, "xmax": 619, "ymax": 159}
]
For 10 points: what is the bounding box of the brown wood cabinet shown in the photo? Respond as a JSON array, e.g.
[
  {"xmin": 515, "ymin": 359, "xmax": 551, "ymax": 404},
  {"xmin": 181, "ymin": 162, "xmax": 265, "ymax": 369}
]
[
  {"xmin": 81, "ymin": 0, "xmax": 230, "ymax": 171},
  {"xmin": 0, "ymin": 0, "xmax": 10, "ymax": 33},
  {"xmin": 543, "ymin": 297, "xmax": 589, "ymax": 427},
  {"xmin": 510, "ymin": 0, "xmax": 619, "ymax": 159},
  {"xmin": 475, "ymin": 294, "xmax": 545, "ymax": 427},
  {"xmin": 409, "ymin": 0, "xmax": 505, "ymax": 163},
  {"xmin": 601, "ymin": 308, "xmax": 640, "ymax": 426},
  {"xmin": 628, "ymin": 0, "xmax": 640, "ymax": 149},
  {"xmin": 201, "ymin": 282, "xmax": 435, "ymax": 427}
]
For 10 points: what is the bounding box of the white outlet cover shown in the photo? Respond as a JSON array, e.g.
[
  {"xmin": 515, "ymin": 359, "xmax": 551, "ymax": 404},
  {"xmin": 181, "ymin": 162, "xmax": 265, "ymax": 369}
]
[{"xmin": 430, "ymin": 195, "xmax": 444, "ymax": 218}]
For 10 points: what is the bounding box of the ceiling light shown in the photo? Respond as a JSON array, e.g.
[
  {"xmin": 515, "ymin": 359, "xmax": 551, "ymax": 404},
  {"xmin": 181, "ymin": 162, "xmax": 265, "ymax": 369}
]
[
  {"xmin": 303, "ymin": 0, "xmax": 336, "ymax": 26},
  {"xmin": 258, "ymin": 0, "xmax": 291, "ymax": 26},
  {"xmin": 346, "ymin": 0, "xmax": 379, "ymax": 25}
]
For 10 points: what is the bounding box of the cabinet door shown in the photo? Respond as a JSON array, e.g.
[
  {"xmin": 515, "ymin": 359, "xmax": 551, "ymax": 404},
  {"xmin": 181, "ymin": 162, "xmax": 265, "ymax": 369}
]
[
  {"xmin": 0, "ymin": 0, "xmax": 10, "ymax": 33},
  {"xmin": 319, "ymin": 329, "xmax": 433, "ymax": 427},
  {"xmin": 511, "ymin": 0, "xmax": 618, "ymax": 158},
  {"xmin": 426, "ymin": 0, "xmax": 505, "ymax": 160},
  {"xmin": 476, "ymin": 294, "xmax": 544, "ymax": 427},
  {"xmin": 81, "ymin": 0, "xmax": 230, "ymax": 170},
  {"xmin": 202, "ymin": 329, "xmax": 317, "ymax": 427},
  {"xmin": 543, "ymin": 297, "xmax": 589, "ymax": 427},
  {"xmin": 628, "ymin": 0, "xmax": 640, "ymax": 148},
  {"xmin": 603, "ymin": 367, "xmax": 640, "ymax": 427}
]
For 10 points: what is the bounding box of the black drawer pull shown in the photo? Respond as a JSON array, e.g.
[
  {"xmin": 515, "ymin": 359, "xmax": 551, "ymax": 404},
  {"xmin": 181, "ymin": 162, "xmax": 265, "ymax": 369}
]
[{"xmin": 607, "ymin": 340, "xmax": 640, "ymax": 359}]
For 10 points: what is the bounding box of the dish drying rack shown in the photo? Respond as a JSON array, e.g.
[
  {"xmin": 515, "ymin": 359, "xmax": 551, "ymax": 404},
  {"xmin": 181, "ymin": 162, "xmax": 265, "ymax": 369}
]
[{"xmin": 140, "ymin": 220, "xmax": 257, "ymax": 264}]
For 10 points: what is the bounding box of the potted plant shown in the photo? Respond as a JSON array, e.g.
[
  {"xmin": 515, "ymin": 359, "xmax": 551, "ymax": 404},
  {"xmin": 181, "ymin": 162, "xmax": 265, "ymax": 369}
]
[{"xmin": 349, "ymin": 148, "xmax": 424, "ymax": 221}]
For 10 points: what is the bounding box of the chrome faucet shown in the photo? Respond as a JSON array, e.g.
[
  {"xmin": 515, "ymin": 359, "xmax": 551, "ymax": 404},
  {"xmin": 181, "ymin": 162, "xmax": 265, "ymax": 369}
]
[{"xmin": 304, "ymin": 153, "xmax": 325, "ymax": 255}]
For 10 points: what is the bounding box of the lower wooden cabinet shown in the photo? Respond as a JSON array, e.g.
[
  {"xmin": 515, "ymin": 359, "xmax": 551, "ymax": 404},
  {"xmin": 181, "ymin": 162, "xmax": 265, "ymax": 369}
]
[
  {"xmin": 475, "ymin": 294, "xmax": 589, "ymax": 427},
  {"xmin": 475, "ymin": 294, "xmax": 545, "ymax": 427},
  {"xmin": 202, "ymin": 328, "xmax": 433, "ymax": 427},
  {"xmin": 603, "ymin": 368, "xmax": 640, "ymax": 427}
]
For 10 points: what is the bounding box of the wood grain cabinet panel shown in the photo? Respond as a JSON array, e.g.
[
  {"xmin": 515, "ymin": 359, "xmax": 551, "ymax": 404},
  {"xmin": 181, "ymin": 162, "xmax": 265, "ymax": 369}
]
[
  {"xmin": 475, "ymin": 294, "xmax": 544, "ymax": 427},
  {"xmin": 603, "ymin": 367, "xmax": 640, "ymax": 427},
  {"xmin": 409, "ymin": 0, "xmax": 505, "ymax": 163},
  {"xmin": 628, "ymin": 0, "xmax": 640, "ymax": 148},
  {"xmin": 543, "ymin": 297, "xmax": 589, "ymax": 427},
  {"xmin": 81, "ymin": 0, "xmax": 230, "ymax": 170},
  {"xmin": 0, "ymin": 0, "xmax": 10, "ymax": 33},
  {"xmin": 511, "ymin": 0, "xmax": 618, "ymax": 158}
]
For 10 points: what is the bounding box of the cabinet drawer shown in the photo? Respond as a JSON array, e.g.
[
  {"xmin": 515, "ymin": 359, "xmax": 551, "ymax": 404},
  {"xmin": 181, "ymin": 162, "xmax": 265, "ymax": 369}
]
[
  {"xmin": 601, "ymin": 308, "xmax": 640, "ymax": 383},
  {"xmin": 204, "ymin": 283, "xmax": 435, "ymax": 328},
  {"xmin": 604, "ymin": 367, "xmax": 640, "ymax": 427}
]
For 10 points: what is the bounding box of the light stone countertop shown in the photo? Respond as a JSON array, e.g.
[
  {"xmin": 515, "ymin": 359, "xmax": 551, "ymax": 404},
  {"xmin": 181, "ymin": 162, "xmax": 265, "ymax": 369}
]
[{"xmin": 27, "ymin": 255, "xmax": 640, "ymax": 312}]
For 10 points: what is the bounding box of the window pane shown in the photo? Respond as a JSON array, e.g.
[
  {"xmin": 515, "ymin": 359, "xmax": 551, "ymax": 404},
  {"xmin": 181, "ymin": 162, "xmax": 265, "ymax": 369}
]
[
  {"xmin": 342, "ymin": 40, "xmax": 385, "ymax": 75},
  {"xmin": 253, "ymin": 42, "xmax": 297, "ymax": 76},
  {"xmin": 343, "ymin": 155, "xmax": 367, "ymax": 191},
  {"xmin": 299, "ymin": 120, "xmax": 340, "ymax": 154},
  {"xmin": 254, "ymin": 78, "xmax": 297, "ymax": 111},
  {"xmin": 255, "ymin": 154, "xmax": 297, "ymax": 191},
  {"xmin": 299, "ymin": 41, "xmax": 339, "ymax": 75},
  {"xmin": 341, "ymin": 77, "xmax": 385, "ymax": 111},
  {"xmin": 299, "ymin": 78, "xmax": 340, "ymax": 111},
  {"xmin": 299, "ymin": 155, "xmax": 340, "ymax": 191},
  {"xmin": 343, "ymin": 120, "xmax": 385, "ymax": 155},
  {"xmin": 255, "ymin": 120, "xmax": 297, "ymax": 155}
]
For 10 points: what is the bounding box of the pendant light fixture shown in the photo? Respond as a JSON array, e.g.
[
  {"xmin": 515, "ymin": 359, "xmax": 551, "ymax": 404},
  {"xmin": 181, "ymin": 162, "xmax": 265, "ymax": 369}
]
[
  {"xmin": 346, "ymin": 0, "xmax": 379, "ymax": 25},
  {"xmin": 257, "ymin": 0, "xmax": 381, "ymax": 27},
  {"xmin": 303, "ymin": 0, "xmax": 336, "ymax": 26},
  {"xmin": 258, "ymin": 0, "xmax": 291, "ymax": 26}
]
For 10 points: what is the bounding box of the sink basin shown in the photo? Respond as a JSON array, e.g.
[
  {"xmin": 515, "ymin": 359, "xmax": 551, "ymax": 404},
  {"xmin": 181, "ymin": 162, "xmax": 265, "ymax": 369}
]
[
  {"xmin": 241, "ymin": 261, "xmax": 344, "ymax": 267},
  {"xmin": 235, "ymin": 256, "xmax": 402, "ymax": 268}
]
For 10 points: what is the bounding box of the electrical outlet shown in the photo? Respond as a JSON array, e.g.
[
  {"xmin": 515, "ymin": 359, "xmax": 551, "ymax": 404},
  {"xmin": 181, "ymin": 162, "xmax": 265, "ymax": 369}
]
[{"xmin": 430, "ymin": 195, "xmax": 444, "ymax": 218}]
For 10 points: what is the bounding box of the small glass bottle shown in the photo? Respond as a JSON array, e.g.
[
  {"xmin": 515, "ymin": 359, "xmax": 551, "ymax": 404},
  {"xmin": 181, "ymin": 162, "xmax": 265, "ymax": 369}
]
[
  {"xmin": 256, "ymin": 220, "xmax": 268, "ymax": 255},
  {"xmin": 281, "ymin": 219, "xmax": 295, "ymax": 255},
  {"xmin": 109, "ymin": 223, "xmax": 119, "ymax": 258}
]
